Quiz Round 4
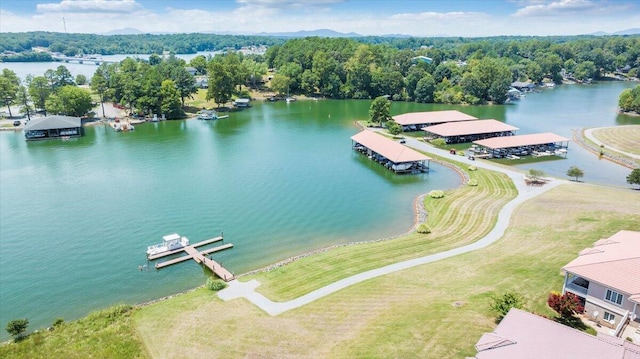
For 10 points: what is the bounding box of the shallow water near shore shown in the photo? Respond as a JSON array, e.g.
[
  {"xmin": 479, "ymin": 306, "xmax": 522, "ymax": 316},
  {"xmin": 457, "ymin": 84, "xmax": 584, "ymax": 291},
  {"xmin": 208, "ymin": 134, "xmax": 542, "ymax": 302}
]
[{"xmin": 1, "ymin": 81, "xmax": 638, "ymax": 338}]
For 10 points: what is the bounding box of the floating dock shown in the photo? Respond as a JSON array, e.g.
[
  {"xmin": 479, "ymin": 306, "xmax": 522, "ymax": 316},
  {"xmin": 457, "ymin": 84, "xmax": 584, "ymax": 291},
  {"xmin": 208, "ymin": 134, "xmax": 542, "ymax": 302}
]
[{"xmin": 147, "ymin": 234, "xmax": 235, "ymax": 281}]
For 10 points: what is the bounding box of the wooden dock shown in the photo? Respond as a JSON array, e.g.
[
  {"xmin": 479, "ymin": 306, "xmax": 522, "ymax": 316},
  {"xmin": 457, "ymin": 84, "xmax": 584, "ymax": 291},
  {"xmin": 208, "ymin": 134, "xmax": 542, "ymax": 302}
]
[
  {"xmin": 148, "ymin": 236, "xmax": 223, "ymax": 260},
  {"xmin": 148, "ymin": 234, "xmax": 235, "ymax": 281}
]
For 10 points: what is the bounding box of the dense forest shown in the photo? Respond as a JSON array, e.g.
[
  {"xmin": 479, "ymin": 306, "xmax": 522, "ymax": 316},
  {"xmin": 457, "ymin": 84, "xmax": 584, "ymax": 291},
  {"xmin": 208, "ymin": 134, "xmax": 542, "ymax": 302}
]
[
  {"xmin": 0, "ymin": 32, "xmax": 285, "ymax": 56},
  {"xmin": 1, "ymin": 33, "xmax": 639, "ymax": 118}
]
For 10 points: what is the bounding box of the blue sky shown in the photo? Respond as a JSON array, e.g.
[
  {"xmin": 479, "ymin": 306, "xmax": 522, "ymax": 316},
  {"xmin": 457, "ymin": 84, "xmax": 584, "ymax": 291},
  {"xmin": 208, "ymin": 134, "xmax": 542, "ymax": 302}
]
[{"xmin": 0, "ymin": 0, "xmax": 638, "ymax": 36}]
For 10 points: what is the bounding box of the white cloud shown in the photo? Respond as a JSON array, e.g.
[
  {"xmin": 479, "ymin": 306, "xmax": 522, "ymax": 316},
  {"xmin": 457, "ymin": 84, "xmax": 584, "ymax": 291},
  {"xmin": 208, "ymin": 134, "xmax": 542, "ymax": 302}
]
[
  {"xmin": 37, "ymin": 0, "xmax": 142, "ymax": 14},
  {"xmin": 513, "ymin": 0, "xmax": 597, "ymax": 17}
]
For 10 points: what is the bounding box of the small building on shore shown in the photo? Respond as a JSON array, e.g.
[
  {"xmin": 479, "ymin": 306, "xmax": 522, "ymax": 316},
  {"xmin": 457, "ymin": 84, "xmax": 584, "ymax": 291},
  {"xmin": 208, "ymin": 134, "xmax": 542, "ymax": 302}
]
[
  {"xmin": 393, "ymin": 110, "xmax": 477, "ymax": 132},
  {"xmin": 233, "ymin": 98, "xmax": 251, "ymax": 108},
  {"xmin": 351, "ymin": 130, "xmax": 430, "ymax": 174},
  {"xmin": 24, "ymin": 115, "xmax": 83, "ymax": 140},
  {"xmin": 472, "ymin": 132, "xmax": 570, "ymax": 159},
  {"xmin": 422, "ymin": 119, "xmax": 519, "ymax": 144}
]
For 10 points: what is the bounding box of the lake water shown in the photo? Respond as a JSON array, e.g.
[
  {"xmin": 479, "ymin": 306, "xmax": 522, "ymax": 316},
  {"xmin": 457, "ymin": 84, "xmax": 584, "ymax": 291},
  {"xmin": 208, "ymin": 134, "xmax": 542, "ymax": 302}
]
[
  {"xmin": 0, "ymin": 99, "xmax": 459, "ymax": 338},
  {"xmin": 0, "ymin": 59, "xmax": 638, "ymax": 337}
]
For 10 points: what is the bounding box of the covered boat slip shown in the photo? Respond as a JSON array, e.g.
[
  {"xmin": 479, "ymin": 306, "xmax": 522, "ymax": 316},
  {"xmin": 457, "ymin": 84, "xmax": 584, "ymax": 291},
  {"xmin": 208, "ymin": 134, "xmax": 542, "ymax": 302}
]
[
  {"xmin": 393, "ymin": 110, "xmax": 477, "ymax": 131},
  {"xmin": 472, "ymin": 132, "xmax": 570, "ymax": 159},
  {"xmin": 351, "ymin": 130, "xmax": 431, "ymax": 174},
  {"xmin": 422, "ymin": 119, "xmax": 519, "ymax": 144},
  {"xmin": 23, "ymin": 115, "xmax": 83, "ymax": 140}
]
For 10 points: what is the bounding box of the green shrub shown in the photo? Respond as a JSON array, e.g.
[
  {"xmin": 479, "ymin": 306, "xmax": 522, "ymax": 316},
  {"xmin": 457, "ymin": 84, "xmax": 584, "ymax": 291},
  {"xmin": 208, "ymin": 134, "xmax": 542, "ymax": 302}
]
[
  {"xmin": 206, "ymin": 277, "xmax": 227, "ymax": 291},
  {"xmin": 490, "ymin": 291, "xmax": 524, "ymax": 323},
  {"xmin": 468, "ymin": 165, "xmax": 477, "ymax": 171},
  {"xmin": 417, "ymin": 223, "xmax": 431, "ymax": 234},
  {"xmin": 430, "ymin": 138, "xmax": 446, "ymax": 147},
  {"xmin": 52, "ymin": 318, "xmax": 64, "ymax": 327},
  {"xmin": 468, "ymin": 179, "xmax": 478, "ymax": 186},
  {"xmin": 429, "ymin": 190, "xmax": 445, "ymax": 198},
  {"xmin": 457, "ymin": 151, "xmax": 465, "ymax": 156}
]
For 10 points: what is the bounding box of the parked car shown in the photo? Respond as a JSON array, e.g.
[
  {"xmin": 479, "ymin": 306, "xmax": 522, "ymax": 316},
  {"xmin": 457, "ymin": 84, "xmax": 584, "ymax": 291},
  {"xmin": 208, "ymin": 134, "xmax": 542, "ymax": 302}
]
[
  {"xmin": 399, "ymin": 139, "xmax": 406, "ymax": 144},
  {"xmin": 13, "ymin": 120, "xmax": 21, "ymax": 126}
]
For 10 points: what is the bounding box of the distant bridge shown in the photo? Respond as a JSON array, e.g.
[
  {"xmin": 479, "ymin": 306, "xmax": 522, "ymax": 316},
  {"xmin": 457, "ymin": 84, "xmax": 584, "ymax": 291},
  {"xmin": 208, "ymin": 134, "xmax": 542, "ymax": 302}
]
[{"xmin": 51, "ymin": 55, "xmax": 117, "ymax": 65}]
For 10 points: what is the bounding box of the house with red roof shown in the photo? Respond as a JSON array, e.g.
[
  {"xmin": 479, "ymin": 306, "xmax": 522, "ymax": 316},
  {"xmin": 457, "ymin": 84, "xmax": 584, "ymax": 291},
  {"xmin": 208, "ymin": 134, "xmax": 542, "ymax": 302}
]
[
  {"xmin": 473, "ymin": 308, "xmax": 640, "ymax": 358},
  {"xmin": 562, "ymin": 230, "xmax": 640, "ymax": 335}
]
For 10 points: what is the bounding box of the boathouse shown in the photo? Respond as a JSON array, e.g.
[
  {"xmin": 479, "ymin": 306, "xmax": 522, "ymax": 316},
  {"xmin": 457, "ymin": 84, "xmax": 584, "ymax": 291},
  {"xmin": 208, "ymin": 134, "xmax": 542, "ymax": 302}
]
[
  {"xmin": 351, "ymin": 130, "xmax": 430, "ymax": 173},
  {"xmin": 24, "ymin": 115, "xmax": 83, "ymax": 140},
  {"xmin": 422, "ymin": 119, "xmax": 519, "ymax": 144},
  {"xmin": 393, "ymin": 110, "xmax": 477, "ymax": 132},
  {"xmin": 472, "ymin": 132, "xmax": 570, "ymax": 159},
  {"xmin": 233, "ymin": 98, "xmax": 251, "ymax": 108}
]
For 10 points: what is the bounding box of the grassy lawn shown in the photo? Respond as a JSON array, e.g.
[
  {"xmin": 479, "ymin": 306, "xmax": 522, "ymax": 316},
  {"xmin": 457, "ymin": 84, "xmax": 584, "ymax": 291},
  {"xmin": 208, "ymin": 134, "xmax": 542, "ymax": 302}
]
[
  {"xmin": 591, "ymin": 125, "xmax": 640, "ymax": 156},
  {"xmin": 4, "ymin": 166, "xmax": 639, "ymax": 358},
  {"xmin": 247, "ymin": 165, "xmax": 516, "ymax": 300},
  {"xmin": 130, "ymin": 183, "xmax": 639, "ymax": 358},
  {"xmin": 0, "ymin": 305, "xmax": 147, "ymax": 359}
]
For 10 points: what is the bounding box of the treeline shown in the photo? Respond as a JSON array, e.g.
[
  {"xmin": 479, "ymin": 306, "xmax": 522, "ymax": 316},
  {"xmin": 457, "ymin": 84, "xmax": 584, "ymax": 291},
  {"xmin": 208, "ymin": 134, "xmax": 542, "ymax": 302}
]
[
  {"xmin": 262, "ymin": 35, "xmax": 640, "ymax": 104},
  {"xmin": 1, "ymin": 66, "xmax": 93, "ymax": 118},
  {"xmin": 0, "ymin": 32, "xmax": 285, "ymax": 56}
]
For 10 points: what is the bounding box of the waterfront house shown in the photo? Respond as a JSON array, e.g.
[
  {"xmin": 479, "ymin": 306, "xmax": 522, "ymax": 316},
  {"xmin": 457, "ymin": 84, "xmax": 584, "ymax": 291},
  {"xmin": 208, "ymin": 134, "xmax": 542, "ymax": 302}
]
[
  {"xmin": 473, "ymin": 308, "xmax": 640, "ymax": 358},
  {"xmin": 562, "ymin": 230, "xmax": 640, "ymax": 336},
  {"xmin": 24, "ymin": 115, "xmax": 83, "ymax": 140}
]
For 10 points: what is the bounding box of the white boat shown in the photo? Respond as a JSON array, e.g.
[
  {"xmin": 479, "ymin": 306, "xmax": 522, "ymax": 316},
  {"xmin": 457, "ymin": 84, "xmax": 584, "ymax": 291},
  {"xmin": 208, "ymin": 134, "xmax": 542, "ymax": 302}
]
[
  {"xmin": 197, "ymin": 110, "xmax": 218, "ymax": 120},
  {"xmin": 146, "ymin": 233, "xmax": 190, "ymax": 256}
]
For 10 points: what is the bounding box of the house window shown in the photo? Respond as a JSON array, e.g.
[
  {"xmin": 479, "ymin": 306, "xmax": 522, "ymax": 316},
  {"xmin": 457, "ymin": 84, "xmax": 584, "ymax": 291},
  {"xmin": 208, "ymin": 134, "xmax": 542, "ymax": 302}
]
[
  {"xmin": 605, "ymin": 289, "xmax": 623, "ymax": 305},
  {"xmin": 603, "ymin": 312, "xmax": 615, "ymax": 323}
]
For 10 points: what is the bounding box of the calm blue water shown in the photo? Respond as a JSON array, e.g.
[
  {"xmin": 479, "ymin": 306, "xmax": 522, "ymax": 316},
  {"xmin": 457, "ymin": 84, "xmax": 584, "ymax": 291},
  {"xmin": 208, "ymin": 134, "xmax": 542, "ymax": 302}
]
[{"xmin": 0, "ymin": 99, "xmax": 459, "ymax": 338}]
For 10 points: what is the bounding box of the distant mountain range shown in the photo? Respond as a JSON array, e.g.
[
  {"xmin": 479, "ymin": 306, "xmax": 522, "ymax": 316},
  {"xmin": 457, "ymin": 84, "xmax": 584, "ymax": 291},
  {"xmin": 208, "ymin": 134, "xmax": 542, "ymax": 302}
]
[
  {"xmin": 590, "ymin": 28, "xmax": 640, "ymax": 36},
  {"xmin": 102, "ymin": 27, "xmax": 640, "ymax": 37}
]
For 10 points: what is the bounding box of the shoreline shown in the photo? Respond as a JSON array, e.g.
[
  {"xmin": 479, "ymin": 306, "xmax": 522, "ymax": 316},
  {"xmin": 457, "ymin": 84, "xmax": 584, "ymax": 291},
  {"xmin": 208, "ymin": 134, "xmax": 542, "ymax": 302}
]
[{"xmin": 136, "ymin": 137, "xmax": 470, "ymax": 308}]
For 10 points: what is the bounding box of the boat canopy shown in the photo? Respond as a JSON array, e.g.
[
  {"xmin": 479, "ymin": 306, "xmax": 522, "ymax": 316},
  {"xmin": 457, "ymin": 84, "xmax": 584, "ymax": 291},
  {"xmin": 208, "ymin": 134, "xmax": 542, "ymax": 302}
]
[{"xmin": 163, "ymin": 233, "xmax": 181, "ymax": 242}]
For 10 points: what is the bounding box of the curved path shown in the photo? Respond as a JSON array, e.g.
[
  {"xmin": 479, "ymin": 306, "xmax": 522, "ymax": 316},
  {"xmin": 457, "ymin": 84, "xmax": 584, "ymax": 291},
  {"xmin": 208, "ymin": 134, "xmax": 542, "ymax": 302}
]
[
  {"xmin": 583, "ymin": 126, "xmax": 640, "ymax": 160},
  {"xmin": 218, "ymin": 134, "xmax": 565, "ymax": 315}
]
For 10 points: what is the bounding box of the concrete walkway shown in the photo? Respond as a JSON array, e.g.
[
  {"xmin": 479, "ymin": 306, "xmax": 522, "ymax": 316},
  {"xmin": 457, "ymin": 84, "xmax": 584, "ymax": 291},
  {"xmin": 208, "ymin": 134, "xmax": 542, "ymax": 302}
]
[
  {"xmin": 583, "ymin": 126, "xmax": 640, "ymax": 160},
  {"xmin": 218, "ymin": 133, "xmax": 566, "ymax": 315}
]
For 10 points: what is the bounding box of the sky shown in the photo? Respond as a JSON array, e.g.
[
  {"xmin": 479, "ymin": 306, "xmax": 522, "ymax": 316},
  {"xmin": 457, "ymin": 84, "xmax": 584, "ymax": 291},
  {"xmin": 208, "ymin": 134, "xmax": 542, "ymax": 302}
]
[{"xmin": 0, "ymin": 0, "xmax": 638, "ymax": 37}]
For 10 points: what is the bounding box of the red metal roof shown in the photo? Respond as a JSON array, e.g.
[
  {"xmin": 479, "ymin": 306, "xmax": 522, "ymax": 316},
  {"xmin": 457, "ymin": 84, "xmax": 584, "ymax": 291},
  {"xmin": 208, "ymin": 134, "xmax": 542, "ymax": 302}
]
[
  {"xmin": 393, "ymin": 110, "xmax": 476, "ymax": 126},
  {"xmin": 563, "ymin": 230, "xmax": 640, "ymax": 301},
  {"xmin": 473, "ymin": 132, "xmax": 570, "ymax": 149},
  {"xmin": 422, "ymin": 119, "xmax": 518, "ymax": 137},
  {"xmin": 351, "ymin": 130, "xmax": 430, "ymax": 163},
  {"xmin": 475, "ymin": 308, "xmax": 640, "ymax": 358}
]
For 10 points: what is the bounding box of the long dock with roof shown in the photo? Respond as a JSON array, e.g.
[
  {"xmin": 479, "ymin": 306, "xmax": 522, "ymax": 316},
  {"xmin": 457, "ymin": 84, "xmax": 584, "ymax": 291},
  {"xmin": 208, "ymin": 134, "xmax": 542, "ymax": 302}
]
[
  {"xmin": 422, "ymin": 119, "xmax": 519, "ymax": 144},
  {"xmin": 351, "ymin": 130, "xmax": 430, "ymax": 173},
  {"xmin": 393, "ymin": 110, "xmax": 477, "ymax": 131},
  {"xmin": 472, "ymin": 132, "xmax": 570, "ymax": 159}
]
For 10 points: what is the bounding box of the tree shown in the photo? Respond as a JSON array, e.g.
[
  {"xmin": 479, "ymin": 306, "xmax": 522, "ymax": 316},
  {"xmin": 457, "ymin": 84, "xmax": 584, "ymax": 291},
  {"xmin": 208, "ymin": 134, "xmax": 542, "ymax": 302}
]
[
  {"xmin": 386, "ymin": 119, "xmax": 402, "ymax": 135},
  {"xmin": 75, "ymin": 74, "xmax": 87, "ymax": 86},
  {"xmin": 6, "ymin": 318, "xmax": 28, "ymax": 340},
  {"xmin": 0, "ymin": 68, "xmax": 20, "ymax": 117},
  {"xmin": 574, "ymin": 61, "xmax": 597, "ymax": 82},
  {"xmin": 369, "ymin": 95, "xmax": 391, "ymax": 126},
  {"xmin": 206, "ymin": 60, "xmax": 235, "ymax": 107},
  {"xmin": 160, "ymin": 79, "xmax": 183, "ymax": 119},
  {"xmin": 547, "ymin": 292, "xmax": 584, "ymax": 318},
  {"xmin": 414, "ymin": 74, "xmax": 436, "ymax": 103},
  {"xmin": 566, "ymin": 166, "xmax": 584, "ymax": 182},
  {"xmin": 91, "ymin": 67, "xmax": 109, "ymax": 117},
  {"xmin": 16, "ymin": 85, "xmax": 33, "ymax": 121},
  {"xmin": 269, "ymin": 73, "xmax": 290, "ymax": 96},
  {"xmin": 490, "ymin": 291, "xmax": 524, "ymax": 322},
  {"xmin": 627, "ymin": 168, "xmax": 640, "ymax": 189},
  {"xmin": 528, "ymin": 168, "xmax": 545, "ymax": 181},
  {"xmin": 28, "ymin": 75, "xmax": 52, "ymax": 116},
  {"xmin": 45, "ymin": 85, "xmax": 93, "ymax": 117}
]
